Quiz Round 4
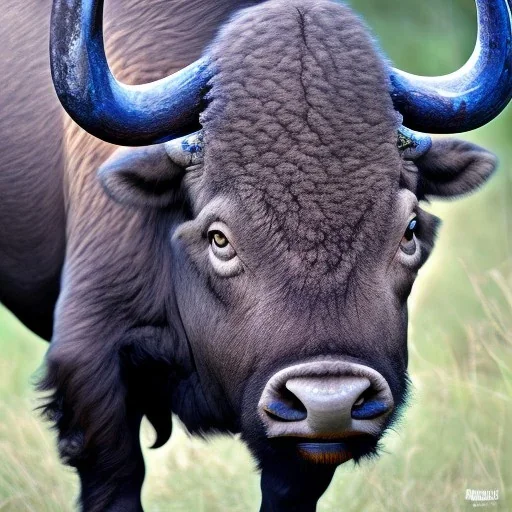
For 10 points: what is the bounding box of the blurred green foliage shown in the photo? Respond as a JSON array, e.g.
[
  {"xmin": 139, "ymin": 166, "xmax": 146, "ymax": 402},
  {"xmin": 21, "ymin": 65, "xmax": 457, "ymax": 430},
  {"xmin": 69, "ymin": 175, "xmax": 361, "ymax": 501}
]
[{"xmin": 0, "ymin": 0, "xmax": 511, "ymax": 510}]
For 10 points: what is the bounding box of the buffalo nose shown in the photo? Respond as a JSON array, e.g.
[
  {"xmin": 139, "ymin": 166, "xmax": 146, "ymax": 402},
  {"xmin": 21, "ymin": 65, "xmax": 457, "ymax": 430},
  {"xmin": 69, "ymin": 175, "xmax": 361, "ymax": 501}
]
[
  {"xmin": 258, "ymin": 361, "xmax": 394, "ymax": 439},
  {"xmin": 285, "ymin": 376, "xmax": 372, "ymax": 433}
]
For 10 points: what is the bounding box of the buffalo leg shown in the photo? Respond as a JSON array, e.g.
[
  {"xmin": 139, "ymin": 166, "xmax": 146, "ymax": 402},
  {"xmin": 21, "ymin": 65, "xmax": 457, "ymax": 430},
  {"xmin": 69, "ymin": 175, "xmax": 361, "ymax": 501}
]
[
  {"xmin": 75, "ymin": 408, "xmax": 145, "ymax": 512},
  {"xmin": 259, "ymin": 457, "xmax": 336, "ymax": 512},
  {"xmin": 40, "ymin": 346, "xmax": 146, "ymax": 511}
]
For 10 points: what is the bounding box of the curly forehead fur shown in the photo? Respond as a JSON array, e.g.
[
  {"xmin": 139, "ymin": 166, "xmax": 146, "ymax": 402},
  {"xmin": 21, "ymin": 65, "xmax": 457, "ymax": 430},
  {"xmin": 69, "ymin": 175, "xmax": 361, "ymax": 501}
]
[{"xmin": 201, "ymin": 0, "xmax": 403, "ymax": 277}]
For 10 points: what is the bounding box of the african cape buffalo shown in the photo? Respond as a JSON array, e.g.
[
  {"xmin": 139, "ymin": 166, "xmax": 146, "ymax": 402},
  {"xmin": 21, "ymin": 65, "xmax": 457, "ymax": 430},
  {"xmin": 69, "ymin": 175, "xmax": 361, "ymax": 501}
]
[{"xmin": 1, "ymin": 0, "xmax": 511, "ymax": 511}]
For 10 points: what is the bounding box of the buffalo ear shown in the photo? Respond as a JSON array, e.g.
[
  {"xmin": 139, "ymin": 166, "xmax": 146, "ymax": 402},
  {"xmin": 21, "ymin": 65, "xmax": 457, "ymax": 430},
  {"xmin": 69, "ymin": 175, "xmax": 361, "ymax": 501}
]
[
  {"xmin": 99, "ymin": 145, "xmax": 185, "ymax": 208},
  {"xmin": 415, "ymin": 138, "xmax": 498, "ymax": 199}
]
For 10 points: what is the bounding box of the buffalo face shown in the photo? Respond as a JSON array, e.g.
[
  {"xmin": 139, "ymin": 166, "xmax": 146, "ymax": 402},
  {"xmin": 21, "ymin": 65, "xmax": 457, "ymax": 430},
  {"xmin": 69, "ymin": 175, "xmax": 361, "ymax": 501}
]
[
  {"xmin": 101, "ymin": 131, "xmax": 495, "ymax": 471},
  {"xmin": 100, "ymin": 139, "xmax": 496, "ymax": 482}
]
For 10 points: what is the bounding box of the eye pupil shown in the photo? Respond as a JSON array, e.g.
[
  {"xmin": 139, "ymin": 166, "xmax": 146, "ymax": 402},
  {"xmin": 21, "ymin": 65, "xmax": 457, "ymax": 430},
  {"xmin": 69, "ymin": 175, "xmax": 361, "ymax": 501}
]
[
  {"xmin": 211, "ymin": 231, "xmax": 228, "ymax": 248},
  {"xmin": 404, "ymin": 217, "xmax": 418, "ymax": 242}
]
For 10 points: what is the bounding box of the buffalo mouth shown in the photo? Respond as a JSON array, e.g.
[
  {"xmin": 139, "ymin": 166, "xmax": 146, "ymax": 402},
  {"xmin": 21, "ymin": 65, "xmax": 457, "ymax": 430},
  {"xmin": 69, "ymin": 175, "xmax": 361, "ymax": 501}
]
[
  {"xmin": 297, "ymin": 441, "xmax": 353, "ymax": 465},
  {"xmin": 273, "ymin": 434, "xmax": 379, "ymax": 466}
]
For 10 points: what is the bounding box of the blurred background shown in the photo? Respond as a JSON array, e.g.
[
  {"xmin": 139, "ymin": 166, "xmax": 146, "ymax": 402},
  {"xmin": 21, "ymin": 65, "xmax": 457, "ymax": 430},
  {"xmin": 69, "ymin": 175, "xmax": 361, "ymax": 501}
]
[{"xmin": 0, "ymin": 0, "xmax": 511, "ymax": 510}]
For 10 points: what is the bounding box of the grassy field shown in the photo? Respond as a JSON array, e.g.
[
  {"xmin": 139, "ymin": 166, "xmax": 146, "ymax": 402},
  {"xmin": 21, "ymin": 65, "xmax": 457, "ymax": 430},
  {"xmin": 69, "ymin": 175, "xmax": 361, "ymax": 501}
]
[{"xmin": 1, "ymin": 0, "xmax": 512, "ymax": 510}]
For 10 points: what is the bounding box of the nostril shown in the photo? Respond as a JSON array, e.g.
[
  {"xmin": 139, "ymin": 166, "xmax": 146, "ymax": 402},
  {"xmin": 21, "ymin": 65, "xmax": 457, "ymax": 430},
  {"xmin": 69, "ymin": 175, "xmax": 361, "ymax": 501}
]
[
  {"xmin": 264, "ymin": 401, "xmax": 307, "ymax": 422},
  {"xmin": 349, "ymin": 383, "xmax": 392, "ymax": 420},
  {"xmin": 263, "ymin": 387, "xmax": 307, "ymax": 422},
  {"xmin": 351, "ymin": 392, "xmax": 390, "ymax": 420}
]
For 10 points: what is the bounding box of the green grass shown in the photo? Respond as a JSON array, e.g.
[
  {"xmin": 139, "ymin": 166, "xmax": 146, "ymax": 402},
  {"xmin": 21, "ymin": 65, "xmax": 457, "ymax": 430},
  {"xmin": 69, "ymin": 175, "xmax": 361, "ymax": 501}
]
[{"xmin": 1, "ymin": 0, "xmax": 512, "ymax": 510}]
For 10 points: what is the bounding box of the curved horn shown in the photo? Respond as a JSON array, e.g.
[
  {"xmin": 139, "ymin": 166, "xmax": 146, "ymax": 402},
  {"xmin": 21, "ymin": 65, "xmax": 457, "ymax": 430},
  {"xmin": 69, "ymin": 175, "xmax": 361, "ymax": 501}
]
[
  {"xmin": 391, "ymin": 0, "xmax": 512, "ymax": 133},
  {"xmin": 50, "ymin": 0, "xmax": 211, "ymax": 146}
]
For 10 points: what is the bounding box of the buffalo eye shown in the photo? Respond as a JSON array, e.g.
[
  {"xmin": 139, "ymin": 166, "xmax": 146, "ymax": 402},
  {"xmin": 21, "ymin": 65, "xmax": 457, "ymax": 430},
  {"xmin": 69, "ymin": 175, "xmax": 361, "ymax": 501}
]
[
  {"xmin": 206, "ymin": 223, "xmax": 242, "ymax": 277},
  {"xmin": 400, "ymin": 216, "xmax": 418, "ymax": 255},
  {"xmin": 208, "ymin": 230, "xmax": 236, "ymax": 261}
]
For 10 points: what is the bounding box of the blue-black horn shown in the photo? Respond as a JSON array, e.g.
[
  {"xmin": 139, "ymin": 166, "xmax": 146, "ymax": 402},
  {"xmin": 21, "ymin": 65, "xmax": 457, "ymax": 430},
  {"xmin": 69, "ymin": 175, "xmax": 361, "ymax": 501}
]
[
  {"xmin": 50, "ymin": 0, "xmax": 512, "ymax": 146},
  {"xmin": 391, "ymin": 0, "xmax": 512, "ymax": 133},
  {"xmin": 50, "ymin": 0, "xmax": 212, "ymax": 146}
]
